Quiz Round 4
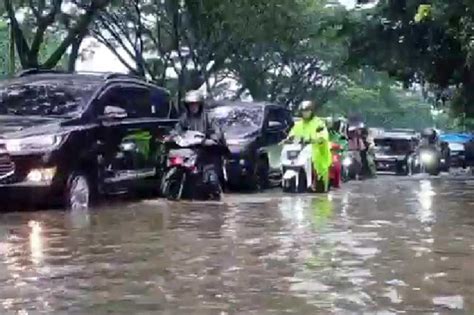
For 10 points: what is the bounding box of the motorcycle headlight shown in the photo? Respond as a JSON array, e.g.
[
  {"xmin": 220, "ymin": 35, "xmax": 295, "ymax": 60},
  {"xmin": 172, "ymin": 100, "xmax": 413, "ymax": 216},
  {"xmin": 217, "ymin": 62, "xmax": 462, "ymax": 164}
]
[
  {"xmin": 342, "ymin": 157, "xmax": 352, "ymax": 167},
  {"xmin": 4, "ymin": 134, "xmax": 64, "ymax": 153},
  {"xmin": 420, "ymin": 152, "xmax": 435, "ymax": 164}
]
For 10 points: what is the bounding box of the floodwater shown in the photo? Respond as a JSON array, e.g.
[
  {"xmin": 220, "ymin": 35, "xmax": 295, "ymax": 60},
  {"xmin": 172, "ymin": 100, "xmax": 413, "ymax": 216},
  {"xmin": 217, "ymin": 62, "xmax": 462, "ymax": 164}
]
[{"xmin": 0, "ymin": 176, "xmax": 474, "ymax": 314}]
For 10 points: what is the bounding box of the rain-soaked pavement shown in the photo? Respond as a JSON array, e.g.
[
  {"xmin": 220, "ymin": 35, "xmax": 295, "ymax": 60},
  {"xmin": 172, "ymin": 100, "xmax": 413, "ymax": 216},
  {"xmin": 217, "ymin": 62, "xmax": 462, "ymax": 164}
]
[{"xmin": 1, "ymin": 175, "xmax": 474, "ymax": 314}]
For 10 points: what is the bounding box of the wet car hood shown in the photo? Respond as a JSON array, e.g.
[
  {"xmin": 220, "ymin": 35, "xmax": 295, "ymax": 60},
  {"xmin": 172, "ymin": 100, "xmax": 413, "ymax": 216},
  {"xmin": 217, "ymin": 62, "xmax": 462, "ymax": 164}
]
[
  {"xmin": 0, "ymin": 115, "xmax": 64, "ymax": 139},
  {"xmin": 225, "ymin": 130, "xmax": 259, "ymax": 154}
]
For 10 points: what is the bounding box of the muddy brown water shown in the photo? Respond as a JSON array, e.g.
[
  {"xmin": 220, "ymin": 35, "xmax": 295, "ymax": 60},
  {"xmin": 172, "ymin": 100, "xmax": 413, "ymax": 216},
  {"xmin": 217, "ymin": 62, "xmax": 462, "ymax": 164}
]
[{"xmin": 0, "ymin": 176, "xmax": 473, "ymax": 314}]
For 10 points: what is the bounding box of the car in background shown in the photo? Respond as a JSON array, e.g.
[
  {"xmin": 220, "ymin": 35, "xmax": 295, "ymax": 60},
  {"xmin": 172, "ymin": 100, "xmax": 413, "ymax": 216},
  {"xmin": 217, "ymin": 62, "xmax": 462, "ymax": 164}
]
[
  {"xmin": 0, "ymin": 69, "xmax": 177, "ymax": 209},
  {"xmin": 440, "ymin": 133, "xmax": 473, "ymax": 168},
  {"xmin": 465, "ymin": 136, "xmax": 474, "ymax": 168},
  {"xmin": 208, "ymin": 101, "xmax": 293, "ymax": 190},
  {"xmin": 373, "ymin": 130, "xmax": 419, "ymax": 175}
]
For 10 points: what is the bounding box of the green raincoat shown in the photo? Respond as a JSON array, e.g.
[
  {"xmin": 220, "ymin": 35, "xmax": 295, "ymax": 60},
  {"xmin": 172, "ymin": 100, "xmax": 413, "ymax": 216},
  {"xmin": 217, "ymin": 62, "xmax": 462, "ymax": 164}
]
[{"xmin": 289, "ymin": 116, "xmax": 332, "ymax": 190}]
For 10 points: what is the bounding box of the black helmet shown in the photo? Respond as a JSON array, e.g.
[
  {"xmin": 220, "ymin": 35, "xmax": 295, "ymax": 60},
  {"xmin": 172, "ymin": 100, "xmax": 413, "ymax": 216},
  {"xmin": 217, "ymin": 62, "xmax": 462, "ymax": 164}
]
[{"xmin": 421, "ymin": 128, "xmax": 437, "ymax": 143}]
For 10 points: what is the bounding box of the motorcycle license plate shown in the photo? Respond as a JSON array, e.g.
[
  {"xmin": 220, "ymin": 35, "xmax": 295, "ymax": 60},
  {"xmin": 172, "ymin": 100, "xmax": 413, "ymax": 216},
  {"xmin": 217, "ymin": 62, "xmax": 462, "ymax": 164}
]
[{"xmin": 287, "ymin": 151, "xmax": 299, "ymax": 159}]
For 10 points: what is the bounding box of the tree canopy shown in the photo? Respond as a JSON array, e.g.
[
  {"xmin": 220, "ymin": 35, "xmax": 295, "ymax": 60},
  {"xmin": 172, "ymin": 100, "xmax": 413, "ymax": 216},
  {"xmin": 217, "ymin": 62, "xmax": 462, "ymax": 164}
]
[
  {"xmin": 0, "ymin": 0, "xmax": 472, "ymax": 129},
  {"xmin": 349, "ymin": 0, "xmax": 474, "ymax": 119}
]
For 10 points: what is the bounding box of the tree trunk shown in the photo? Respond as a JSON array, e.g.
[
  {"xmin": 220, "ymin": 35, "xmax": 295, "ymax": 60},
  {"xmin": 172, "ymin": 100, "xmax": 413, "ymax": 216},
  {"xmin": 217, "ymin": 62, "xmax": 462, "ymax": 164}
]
[
  {"xmin": 8, "ymin": 24, "xmax": 16, "ymax": 76},
  {"xmin": 68, "ymin": 35, "xmax": 84, "ymax": 72}
]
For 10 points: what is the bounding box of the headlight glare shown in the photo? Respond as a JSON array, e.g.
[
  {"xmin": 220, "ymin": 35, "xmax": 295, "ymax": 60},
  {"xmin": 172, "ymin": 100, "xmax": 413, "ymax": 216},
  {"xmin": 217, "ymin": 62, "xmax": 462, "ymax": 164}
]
[
  {"xmin": 26, "ymin": 167, "xmax": 57, "ymax": 183},
  {"xmin": 342, "ymin": 157, "xmax": 352, "ymax": 167},
  {"xmin": 420, "ymin": 152, "xmax": 434, "ymax": 164}
]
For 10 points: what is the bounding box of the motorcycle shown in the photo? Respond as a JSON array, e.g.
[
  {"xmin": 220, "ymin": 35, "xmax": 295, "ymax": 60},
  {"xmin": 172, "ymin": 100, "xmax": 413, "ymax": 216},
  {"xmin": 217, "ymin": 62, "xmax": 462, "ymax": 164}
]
[
  {"xmin": 415, "ymin": 146, "xmax": 442, "ymax": 176},
  {"xmin": 161, "ymin": 131, "xmax": 228, "ymax": 201},
  {"xmin": 342, "ymin": 150, "xmax": 362, "ymax": 180},
  {"xmin": 280, "ymin": 138, "xmax": 327, "ymax": 193},
  {"xmin": 329, "ymin": 143, "xmax": 343, "ymax": 188}
]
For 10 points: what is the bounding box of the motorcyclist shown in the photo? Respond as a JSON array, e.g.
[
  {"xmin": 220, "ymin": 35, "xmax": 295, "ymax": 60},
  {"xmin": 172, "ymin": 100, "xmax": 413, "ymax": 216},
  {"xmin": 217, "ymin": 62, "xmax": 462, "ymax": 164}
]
[
  {"xmin": 361, "ymin": 127, "xmax": 377, "ymax": 178},
  {"xmin": 420, "ymin": 128, "xmax": 438, "ymax": 147},
  {"xmin": 418, "ymin": 128, "xmax": 450, "ymax": 171},
  {"xmin": 287, "ymin": 100, "xmax": 332, "ymax": 192},
  {"xmin": 346, "ymin": 123, "xmax": 365, "ymax": 179},
  {"xmin": 328, "ymin": 118, "xmax": 348, "ymax": 153},
  {"xmin": 172, "ymin": 90, "xmax": 226, "ymax": 186},
  {"xmin": 174, "ymin": 90, "xmax": 224, "ymax": 144}
]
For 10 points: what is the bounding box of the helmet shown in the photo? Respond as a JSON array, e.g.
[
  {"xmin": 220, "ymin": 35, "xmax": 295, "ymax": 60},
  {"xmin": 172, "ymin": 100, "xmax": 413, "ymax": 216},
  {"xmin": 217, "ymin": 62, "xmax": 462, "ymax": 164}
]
[
  {"xmin": 421, "ymin": 128, "xmax": 437, "ymax": 142},
  {"xmin": 299, "ymin": 100, "xmax": 314, "ymax": 112},
  {"xmin": 184, "ymin": 90, "xmax": 204, "ymax": 104}
]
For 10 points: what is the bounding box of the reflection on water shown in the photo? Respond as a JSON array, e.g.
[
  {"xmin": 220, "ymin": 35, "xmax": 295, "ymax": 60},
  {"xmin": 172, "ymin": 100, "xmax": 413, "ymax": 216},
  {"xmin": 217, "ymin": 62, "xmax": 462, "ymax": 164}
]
[
  {"xmin": 417, "ymin": 180, "xmax": 436, "ymax": 223},
  {"xmin": 0, "ymin": 177, "xmax": 473, "ymax": 314},
  {"xmin": 28, "ymin": 221, "xmax": 43, "ymax": 265}
]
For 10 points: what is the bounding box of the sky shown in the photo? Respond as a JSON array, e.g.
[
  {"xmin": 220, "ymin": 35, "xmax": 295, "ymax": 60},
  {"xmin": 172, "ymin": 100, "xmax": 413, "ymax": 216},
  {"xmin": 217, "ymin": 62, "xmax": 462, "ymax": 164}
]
[{"xmin": 339, "ymin": 0, "xmax": 357, "ymax": 9}]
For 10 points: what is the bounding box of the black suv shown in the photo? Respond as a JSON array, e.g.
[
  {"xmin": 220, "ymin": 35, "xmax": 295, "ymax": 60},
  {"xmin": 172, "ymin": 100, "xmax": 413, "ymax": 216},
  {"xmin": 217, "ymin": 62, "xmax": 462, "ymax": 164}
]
[
  {"xmin": 208, "ymin": 101, "xmax": 293, "ymax": 190},
  {"xmin": 0, "ymin": 70, "xmax": 178, "ymax": 209}
]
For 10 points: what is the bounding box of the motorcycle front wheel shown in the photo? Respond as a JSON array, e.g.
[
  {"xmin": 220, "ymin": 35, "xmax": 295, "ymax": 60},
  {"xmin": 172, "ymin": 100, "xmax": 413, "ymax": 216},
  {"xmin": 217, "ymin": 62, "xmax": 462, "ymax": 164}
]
[{"xmin": 163, "ymin": 169, "xmax": 186, "ymax": 200}]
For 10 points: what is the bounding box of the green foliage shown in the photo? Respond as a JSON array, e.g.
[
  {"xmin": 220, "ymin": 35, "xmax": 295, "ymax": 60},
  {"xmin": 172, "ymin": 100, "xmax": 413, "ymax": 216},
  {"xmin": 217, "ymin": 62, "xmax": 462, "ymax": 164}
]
[
  {"xmin": 322, "ymin": 68, "xmax": 434, "ymax": 129},
  {"xmin": 349, "ymin": 0, "xmax": 474, "ymax": 119},
  {"xmin": 92, "ymin": 0, "xmax": 353, "ymax": 106},
  {"xmin": 3, "ymin": 0, "xmax": 111, "ymax": 70},
  {"xmin": 0, "ymin": 22, "xmax": 9, "ymax": 78}
]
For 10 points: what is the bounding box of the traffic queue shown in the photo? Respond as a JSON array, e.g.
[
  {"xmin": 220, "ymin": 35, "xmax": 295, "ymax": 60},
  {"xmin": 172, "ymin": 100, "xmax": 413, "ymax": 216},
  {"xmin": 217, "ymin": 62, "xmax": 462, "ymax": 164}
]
[{"xmin": 0, "ymin": 70, "xmax": 469, "ymax": 210}]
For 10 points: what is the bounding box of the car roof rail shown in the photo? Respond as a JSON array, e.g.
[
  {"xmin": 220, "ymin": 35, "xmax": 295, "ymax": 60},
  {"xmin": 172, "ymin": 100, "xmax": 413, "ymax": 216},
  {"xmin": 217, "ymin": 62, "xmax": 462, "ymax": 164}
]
[
  {"xmin": 15, "ymin": 68, "xmax": 67, "ymax": 77},
  {"xmin": 104, "ymin": 72, "xmax": 146, "ymax": 81},
  {"xmin": 104, "ymin": 72, "xmax": 161, "ymax": 85}
]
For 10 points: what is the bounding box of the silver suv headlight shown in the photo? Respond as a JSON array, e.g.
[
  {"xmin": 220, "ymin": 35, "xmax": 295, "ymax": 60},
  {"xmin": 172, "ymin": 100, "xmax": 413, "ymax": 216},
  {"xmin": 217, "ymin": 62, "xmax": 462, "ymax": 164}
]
[{"xmin": 4, "ymin": 134, "xmax": 65, "ymax": 153}]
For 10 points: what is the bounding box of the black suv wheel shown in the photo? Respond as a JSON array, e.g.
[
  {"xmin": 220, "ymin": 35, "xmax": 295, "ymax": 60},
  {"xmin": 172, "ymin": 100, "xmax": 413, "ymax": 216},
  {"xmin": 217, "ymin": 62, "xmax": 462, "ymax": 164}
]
[{"xmin": 65, "ymin": 172, "xmax": 92, "ymax": 209}]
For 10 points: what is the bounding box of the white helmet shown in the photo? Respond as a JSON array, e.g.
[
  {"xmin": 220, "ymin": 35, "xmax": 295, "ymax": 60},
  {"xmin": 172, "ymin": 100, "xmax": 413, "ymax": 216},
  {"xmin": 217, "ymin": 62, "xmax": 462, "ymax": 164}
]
[
  {"xmin": 184, "ymin": 90, "xmax": 204, "ymax": 104},
  {"xmin": 299, "ymin": 100, "xmax": 314, "ymax": 112}
]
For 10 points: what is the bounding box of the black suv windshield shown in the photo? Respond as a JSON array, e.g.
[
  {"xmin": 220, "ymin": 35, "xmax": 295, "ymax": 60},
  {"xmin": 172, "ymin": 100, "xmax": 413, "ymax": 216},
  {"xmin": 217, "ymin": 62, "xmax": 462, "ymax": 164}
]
[
  {"xmin": 0, "ymin": 78, "xmax": 100, "ymax": 117},
  {"xmin": 375, "ymin": 138, "xmax": 413, "ymax": 154},
  {"xmin": 209, "ymin": 106, "xmax": 264, "ymax": 137}
]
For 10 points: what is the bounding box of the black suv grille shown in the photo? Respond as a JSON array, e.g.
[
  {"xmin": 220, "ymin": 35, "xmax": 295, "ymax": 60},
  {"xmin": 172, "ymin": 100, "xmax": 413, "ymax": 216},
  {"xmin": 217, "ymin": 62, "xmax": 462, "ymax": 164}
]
[{"xmin": 0, "ymin": 153, "xmax": 15, "ymax": 179}]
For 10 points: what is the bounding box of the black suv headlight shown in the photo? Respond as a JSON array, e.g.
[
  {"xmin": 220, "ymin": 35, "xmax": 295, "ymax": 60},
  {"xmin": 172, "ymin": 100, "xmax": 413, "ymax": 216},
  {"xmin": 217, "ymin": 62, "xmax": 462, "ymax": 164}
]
[{"xmin": 3, "ymin": 134, "xmax": 65, "ymax": 153}]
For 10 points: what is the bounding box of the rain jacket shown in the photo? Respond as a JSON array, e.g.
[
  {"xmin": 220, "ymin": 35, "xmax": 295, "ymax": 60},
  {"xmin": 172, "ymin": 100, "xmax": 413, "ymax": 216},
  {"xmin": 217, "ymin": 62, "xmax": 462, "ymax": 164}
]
[
  {"xmin": 174, "ymin": 106, "xmax": 224, "ymax": 144},
  {"xmin": 289, "ymin": 116, "xmax": 332, "ymax": 190}
]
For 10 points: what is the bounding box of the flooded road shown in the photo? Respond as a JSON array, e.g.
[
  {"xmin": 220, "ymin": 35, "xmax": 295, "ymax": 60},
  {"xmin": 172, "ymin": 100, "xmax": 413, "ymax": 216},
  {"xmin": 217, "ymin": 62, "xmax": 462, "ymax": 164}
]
[{"xmin": 1, "ymin": 176, "xmax": 474, "ymax": 314}]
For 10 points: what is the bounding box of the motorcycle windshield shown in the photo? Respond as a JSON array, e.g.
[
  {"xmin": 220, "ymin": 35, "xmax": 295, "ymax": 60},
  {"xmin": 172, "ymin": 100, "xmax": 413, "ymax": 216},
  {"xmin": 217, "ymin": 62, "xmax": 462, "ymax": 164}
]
[{"xmin": 174, "ymin": 131, "xmax": 205, "ymax": 147}]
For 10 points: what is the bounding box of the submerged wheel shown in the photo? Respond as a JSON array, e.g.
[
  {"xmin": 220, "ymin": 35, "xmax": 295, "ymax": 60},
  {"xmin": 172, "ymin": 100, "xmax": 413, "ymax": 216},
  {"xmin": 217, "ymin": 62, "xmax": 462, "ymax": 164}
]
[
  {"xmin": 164, "ymin": 170, "xmax": 185, "ymax": 201},
  {"xmin": 282, "ymin": 169, "xmax": 296, "ymax": 193},
  {"xmin": 257, "ymin": 157, "xmax": 270, "ymax": 190},
  {"xmin": 331, "ymin": 169, "xmax": 342, "ymax": 188},
  {"xmin": 313, "ymin": 174, "xmax": 327, "ymax": 193},
  {"xmin": 65, "ymin": 172, "xmax": 91, "ymax": 210},
  {"xmin": 428, "ymin": 167, "xmax": 440, "ymax": 176},
  {"xmin": 251, "ymin": 156, "xmax": 269, "ymax": 191},
  {"xmin": 297, "ymin": 169, "xmax": 307, "ymax": 193}
]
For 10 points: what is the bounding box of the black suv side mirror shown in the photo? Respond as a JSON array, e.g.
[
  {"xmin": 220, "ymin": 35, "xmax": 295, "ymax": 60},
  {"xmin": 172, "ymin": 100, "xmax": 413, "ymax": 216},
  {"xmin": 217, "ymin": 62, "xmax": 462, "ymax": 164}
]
[
  {"xmin": 268, "ymin": 120, "xmax": 284, "ymax": 132},
  {"xmin": 99, "ymin": 105, "xmax": 128, "ymax": 120}
]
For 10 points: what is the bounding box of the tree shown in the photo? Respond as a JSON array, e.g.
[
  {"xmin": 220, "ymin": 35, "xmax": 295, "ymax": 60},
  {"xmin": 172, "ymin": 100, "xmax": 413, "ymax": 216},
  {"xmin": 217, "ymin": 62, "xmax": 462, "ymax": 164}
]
[
  {"xmin": 322, "ymin": 67, "xmax": 434, "ymax": 129},
  {"xmin": 349, "ymin": 0, "xmax": 474, "ymax": 118},
  {"xmin": 91, "ymin": 0, "xmax": 354, "ymax": 107},
  {"xmin": 227, "ymin": 0, "xmax": 352, "ymax": 107},
  {"xmin": 3, "ymin": 0, "xmax": 111, "ymax": 70}
]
